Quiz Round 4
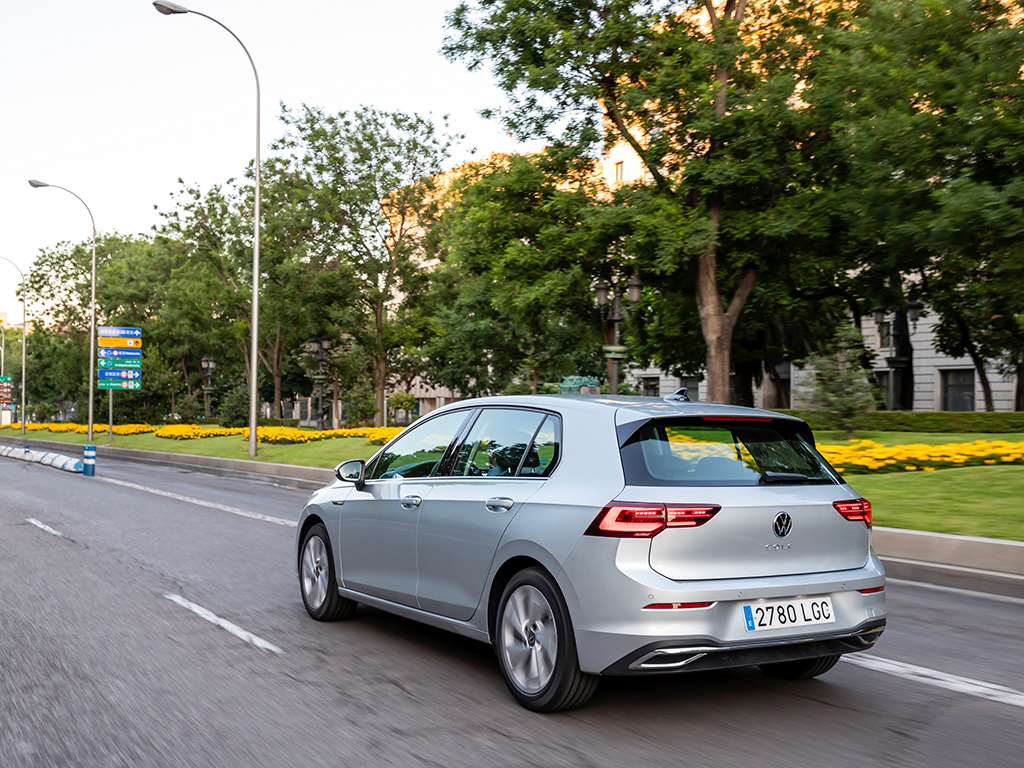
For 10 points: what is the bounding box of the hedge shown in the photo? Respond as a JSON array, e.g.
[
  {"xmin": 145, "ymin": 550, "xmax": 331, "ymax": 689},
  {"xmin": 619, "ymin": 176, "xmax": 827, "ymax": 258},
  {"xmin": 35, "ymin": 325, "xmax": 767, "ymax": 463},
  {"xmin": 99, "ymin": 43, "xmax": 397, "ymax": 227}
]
[{"xmin": 777, "ymin": 410, "xmax": 1024, "ymax": 433}]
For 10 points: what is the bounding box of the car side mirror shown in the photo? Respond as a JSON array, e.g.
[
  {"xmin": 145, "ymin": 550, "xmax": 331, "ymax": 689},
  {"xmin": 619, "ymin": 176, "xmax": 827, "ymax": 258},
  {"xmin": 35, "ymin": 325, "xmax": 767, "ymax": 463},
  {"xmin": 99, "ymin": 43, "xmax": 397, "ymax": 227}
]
[{"xmin": 335, "ymin": 459, "xmax": 366, "ymax": 491}]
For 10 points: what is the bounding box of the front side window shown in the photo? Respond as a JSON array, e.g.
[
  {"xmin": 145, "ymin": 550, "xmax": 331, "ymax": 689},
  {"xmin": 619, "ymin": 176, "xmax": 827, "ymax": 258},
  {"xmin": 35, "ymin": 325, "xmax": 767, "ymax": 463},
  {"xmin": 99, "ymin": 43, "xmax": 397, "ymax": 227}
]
[
  {"xmin": 620, "ymin": 419, "xmax": 840, "ymax": 487},
  {"xmin": 449, "ymin": 409, "xmax": 547, "ymax": 478},
  {"xmin": 369, "ymin": 410, "xmax": 471, "ymax": 480}
]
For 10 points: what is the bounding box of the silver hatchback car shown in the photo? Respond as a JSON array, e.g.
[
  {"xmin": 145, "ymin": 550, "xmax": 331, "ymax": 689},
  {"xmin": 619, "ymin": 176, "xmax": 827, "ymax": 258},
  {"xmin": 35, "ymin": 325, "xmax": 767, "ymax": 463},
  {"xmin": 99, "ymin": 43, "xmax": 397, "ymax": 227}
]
[{"xmin": 296, "ymin": 396, "xmax": 886, "ymax": 711}]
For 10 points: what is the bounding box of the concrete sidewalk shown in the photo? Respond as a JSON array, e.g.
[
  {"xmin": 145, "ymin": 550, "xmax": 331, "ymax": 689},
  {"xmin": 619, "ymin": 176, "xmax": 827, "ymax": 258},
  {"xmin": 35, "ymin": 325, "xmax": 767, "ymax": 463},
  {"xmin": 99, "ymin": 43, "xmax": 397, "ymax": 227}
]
[{"xmin": 4, "ymin": 433, "xmax": 1022, "ymax": 597}]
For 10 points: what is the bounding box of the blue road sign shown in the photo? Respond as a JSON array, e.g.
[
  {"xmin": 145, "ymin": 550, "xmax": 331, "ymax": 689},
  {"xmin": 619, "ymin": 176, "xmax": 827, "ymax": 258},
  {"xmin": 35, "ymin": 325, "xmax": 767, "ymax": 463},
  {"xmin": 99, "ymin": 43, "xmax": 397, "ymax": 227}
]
[
  {"xmin": 98, "ymin": 326, "xmax": 142, "ymax": 338},
  {"xmin": 98, "ymin": 348, "xmax": 142, "ymax": 359},
  {"xmin": 99, "ymin": 369, "xmax": 141, "ymax": 381}
]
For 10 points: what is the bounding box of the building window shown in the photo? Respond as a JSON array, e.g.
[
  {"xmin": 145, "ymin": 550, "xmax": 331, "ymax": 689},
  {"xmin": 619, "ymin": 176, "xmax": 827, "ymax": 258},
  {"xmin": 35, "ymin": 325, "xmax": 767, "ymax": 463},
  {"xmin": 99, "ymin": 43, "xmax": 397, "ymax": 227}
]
[
  {"xmin": 878, "ymin": 321, "xmax": 892, "ymax": 349},
  {"xmin": 614, "ymin": 161, "xmax": 624, "ymax": 183},
  {"xmin": 679, "ymin": 375, "xmax": 700, "ymax": 401},
  {"xmin": 642, "ymin": 377, "xmax": 660, "ymax": 397},
  {"xmin": 942, "ymin": 370, "xmax": 975, "ymax": 412}
]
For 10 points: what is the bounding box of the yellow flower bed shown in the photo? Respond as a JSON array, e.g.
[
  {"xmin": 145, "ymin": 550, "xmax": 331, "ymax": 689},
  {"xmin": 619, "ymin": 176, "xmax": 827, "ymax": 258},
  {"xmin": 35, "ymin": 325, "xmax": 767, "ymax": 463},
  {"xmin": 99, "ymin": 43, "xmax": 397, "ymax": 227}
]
[
  {"xmin": 0, "ymin": 422, "xmax": 157, "ymax": 436},
  {"xmin": 154, "ymin": 424, "xmax": 247, "ymax": 440},
  {"xmin": 817, "ymin": 439, "xmax": 1024, "ymax": 475},
  {"xmin": 147, "ymin": 424, "xmax": 404, "ymax": 445}
]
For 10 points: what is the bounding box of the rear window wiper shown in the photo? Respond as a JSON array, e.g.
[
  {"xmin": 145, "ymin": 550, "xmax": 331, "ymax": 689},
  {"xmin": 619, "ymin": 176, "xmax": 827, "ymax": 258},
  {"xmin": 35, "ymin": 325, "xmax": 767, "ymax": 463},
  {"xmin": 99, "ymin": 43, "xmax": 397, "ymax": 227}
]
[{"xmin": 759, "ymin": 471, "xmax": 808, "ymax": 485}]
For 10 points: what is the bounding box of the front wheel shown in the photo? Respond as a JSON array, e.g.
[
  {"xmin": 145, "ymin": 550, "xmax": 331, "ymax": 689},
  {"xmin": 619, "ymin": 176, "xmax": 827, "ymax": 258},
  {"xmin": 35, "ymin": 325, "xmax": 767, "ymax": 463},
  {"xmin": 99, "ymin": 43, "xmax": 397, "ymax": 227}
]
[
  {"xmin": 495, "ymin": 568, "xmax": 598, "ymax": 712},
  {"xmin": 759, "ymin": 654, "xmax": 841, "ymax": 680},
  {"xmin": 300, "ymin": 523, "xmax": 357, "ymax": 621}
]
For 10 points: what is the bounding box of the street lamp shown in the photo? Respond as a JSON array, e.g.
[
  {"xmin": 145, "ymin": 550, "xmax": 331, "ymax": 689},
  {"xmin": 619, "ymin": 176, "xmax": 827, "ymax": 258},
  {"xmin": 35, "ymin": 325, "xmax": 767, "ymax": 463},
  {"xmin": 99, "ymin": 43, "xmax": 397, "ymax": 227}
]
[
  {"xmin": 0, "ymin": 256, "xmax": 29, "ymax": 437},
  {"xmin": 594, "ymin": 275, "xmax": 642, "ymax": 395},
  {"xmin": 154, "ymin": 1, "xmax": 262, "ymax": 458},
  {"xmin": 200, "ymin": 356, "xmax": 217, "ymax": 419},
  {"xmin": 27, "ymin": 181, "xmax": 95, "ymax": 439},
  {"xmin": 309, "ymin": 337, "xmax": 330, "ymax": 431}
]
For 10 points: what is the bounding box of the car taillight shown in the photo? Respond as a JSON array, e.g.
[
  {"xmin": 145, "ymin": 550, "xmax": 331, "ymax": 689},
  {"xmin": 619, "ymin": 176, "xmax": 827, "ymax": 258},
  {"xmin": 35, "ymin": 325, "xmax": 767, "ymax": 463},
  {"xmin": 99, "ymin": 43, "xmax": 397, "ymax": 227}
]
[
  {"xmin": 834, "ymin": 498, "xmax": 872, "ymax": 527},
  {"xmin": 643, "ymin": 602, "xmax": 714, "ymax": 610},
  {"xmin": 859, "ymin": 586, "xmax": 885, "ymax": 594},
  {"xmin": 585, "ymin": 503, "xmax": 721, "ymax": 538}
]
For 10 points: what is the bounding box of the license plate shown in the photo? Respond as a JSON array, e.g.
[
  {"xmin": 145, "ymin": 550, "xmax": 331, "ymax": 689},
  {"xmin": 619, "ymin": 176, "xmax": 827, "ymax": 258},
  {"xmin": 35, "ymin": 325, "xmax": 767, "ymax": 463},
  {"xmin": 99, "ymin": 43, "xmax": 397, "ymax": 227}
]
[{"xmin": 742, "ymin": 596, "xmax": 835, "ymax": 632}]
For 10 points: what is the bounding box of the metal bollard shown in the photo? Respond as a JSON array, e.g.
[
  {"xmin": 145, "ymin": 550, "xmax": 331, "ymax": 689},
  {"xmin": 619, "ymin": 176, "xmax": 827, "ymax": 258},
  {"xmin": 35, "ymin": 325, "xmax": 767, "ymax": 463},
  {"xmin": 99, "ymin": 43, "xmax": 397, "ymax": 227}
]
[{"xmin": 83, "ymin": 444, "xmax": 96, "ymax": 477}]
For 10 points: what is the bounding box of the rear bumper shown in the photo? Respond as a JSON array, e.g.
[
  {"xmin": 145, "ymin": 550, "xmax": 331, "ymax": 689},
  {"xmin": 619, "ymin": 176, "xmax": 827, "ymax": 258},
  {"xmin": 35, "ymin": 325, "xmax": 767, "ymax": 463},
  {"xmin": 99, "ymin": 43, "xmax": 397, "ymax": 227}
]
[
  {"xmin": 602, "ymin": 618, "xmax": 885, "ymax": 675},
  {"xmin": 559, "ymin": 537, "xmax": 887, "ymax": 674}
]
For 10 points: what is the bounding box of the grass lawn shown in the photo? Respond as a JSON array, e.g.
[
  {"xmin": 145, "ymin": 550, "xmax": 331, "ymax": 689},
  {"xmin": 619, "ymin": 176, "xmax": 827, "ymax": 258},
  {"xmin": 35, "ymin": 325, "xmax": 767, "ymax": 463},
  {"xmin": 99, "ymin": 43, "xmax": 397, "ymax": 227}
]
[
  {"xmin": 6, "ymin": 429, "xmax": 378, "ymax": 469},
  {"xmin": 815, "ymin": 430, "xmax": 1024, "ymax": 446},
  {"xmin": 845, "ymin": 465, "xmax": 1024, "ymax": 542}
]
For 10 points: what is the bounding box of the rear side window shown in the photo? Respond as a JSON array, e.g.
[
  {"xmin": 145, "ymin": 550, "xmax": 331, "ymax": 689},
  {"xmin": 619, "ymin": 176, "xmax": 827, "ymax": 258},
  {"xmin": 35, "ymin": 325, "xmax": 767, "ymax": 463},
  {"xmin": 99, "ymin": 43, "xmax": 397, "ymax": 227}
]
[
  {"xmin": 449, "ymin": 408, "xmax": 547, "ymax": 477},
  {"xmin": 620, "ymin": 419, "xmax": 840, "ymax": 487}
]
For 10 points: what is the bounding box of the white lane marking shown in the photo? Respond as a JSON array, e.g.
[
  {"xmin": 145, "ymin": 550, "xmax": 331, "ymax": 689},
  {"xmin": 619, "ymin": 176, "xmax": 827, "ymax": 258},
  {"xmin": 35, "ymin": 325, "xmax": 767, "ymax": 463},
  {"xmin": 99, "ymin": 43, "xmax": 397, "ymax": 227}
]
[
  {"xmin": 26, "ymin": 518, "xmax": 63, "ymax": 537},
  {"xmin": 887, "ymin": 577, "xmax": 1024, "ymax": 606},
  {"xmin": 879, "ymin": 556, "xmax": 1024, "ymax": 582},
  {"xmin": 842, "ymin": 654, "xmax": 1024, "ymax": 709},
  {"xmin": 96, "ymin": 477, "xmax": 297, "ymax": 527},
  {"xmin": 164, "ymin": 594, "xmax": 283, "ymax": 654}
]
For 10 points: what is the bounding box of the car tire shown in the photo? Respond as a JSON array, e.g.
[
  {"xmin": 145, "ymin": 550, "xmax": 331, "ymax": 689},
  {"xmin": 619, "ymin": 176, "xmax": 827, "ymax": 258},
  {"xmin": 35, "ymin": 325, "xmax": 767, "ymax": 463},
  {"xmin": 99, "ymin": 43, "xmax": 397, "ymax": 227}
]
[
  {"xmin": 300, "ymin": 523, "xmax": 357, "ymax": 621},
  {"xmin": 759, "ymin": 654, "xmax": 841, "ymax": 680},
  {"xmin": 495, "ymin": 567, "xmax": 599, "ymax": 712}
]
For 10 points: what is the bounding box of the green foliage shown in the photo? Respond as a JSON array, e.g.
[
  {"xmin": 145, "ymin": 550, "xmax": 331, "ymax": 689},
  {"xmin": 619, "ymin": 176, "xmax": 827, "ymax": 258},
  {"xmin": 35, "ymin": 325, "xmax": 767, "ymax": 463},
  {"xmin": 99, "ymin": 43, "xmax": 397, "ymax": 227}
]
[
  {"xmin": 800, "ymin": 324, "xmax": 877, "ymax": 434},
  {"xmin": 217, "ymin": 378, "xmax": 251, "ymax": 429},
  {"xmin": 274, "ymin": 105, "xmax": 457, "ymax": 425},
  {"xmin": 341, "ymin": 380, "xmax": 377, "ymax": 427},
  {"xmin": 423, "ymin": 154, "xmax": 606, "ymax": 394},
  {"xmin": 387, "ymin": 391, "xmax": 418, "ymax": 414},
  {"xmin": 785, "ymin": 410, "xmax": 1024, "ymax": 434}
]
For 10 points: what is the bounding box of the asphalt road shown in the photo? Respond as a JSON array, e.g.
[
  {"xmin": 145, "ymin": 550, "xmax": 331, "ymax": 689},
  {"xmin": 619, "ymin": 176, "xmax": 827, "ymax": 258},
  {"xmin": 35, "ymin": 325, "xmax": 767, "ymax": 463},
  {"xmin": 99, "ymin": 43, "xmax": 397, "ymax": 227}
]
[{"xmin": 1, "ymin": 457, "xmax": 1021, "ymax": 768}]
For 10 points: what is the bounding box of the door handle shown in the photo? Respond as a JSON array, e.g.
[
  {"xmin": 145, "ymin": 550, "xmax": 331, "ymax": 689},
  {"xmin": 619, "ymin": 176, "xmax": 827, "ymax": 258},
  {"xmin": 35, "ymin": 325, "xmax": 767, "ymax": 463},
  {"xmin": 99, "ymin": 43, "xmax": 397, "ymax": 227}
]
[
  {"xmin": 485, "ymin": 497, "xmax": 515, "ymax": 512},
  {"xmin": 401, "ymin": 495, "xmax": 422, "ymax": 509}
]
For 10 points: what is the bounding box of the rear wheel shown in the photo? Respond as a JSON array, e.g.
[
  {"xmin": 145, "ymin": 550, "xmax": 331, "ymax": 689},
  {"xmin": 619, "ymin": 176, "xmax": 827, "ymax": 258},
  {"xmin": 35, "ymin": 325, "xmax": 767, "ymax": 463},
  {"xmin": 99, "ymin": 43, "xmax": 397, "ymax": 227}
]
[
  {"xmin": 759, "ymin": 654, "xmax": 841, "ymax": 680},
  {"xmin": 495, "ymin": 568, "xmax": 598, "ymax": 712},
  {"xmin": 300, "ymin": 524, "xmax": 357, "ymax": 621}
]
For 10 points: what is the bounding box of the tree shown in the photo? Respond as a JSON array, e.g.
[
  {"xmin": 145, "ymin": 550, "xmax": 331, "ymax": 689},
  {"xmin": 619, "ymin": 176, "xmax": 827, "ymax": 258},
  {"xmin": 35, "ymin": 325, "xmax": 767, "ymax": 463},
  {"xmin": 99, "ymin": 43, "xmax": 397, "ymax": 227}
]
[
  {"xmin": 812, "ymin": 0, "xmax": 1024, "ymax": 410},
  {"xmin": 275, "ymin": 105, "xmax": 457, "ymax": 425},
  {"xmin": 802, "ymin": 323, "xmax": 878, "ymax": 435},
  {"xmin": 424, "ymin": 154, "xmax": 607, "ymax": 394},
  {"xmin": 445, "ymin": 0, "xmax": 854, "ymax": 402}
]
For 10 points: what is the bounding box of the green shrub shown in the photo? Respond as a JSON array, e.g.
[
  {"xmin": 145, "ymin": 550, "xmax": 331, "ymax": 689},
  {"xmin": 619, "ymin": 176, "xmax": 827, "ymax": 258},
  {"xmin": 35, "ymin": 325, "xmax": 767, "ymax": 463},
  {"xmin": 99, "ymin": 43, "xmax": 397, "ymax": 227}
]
[
  {"xmin": 218, "ymin": 378, "xmax": 250, "ymax": 428},
  {"xmin": 778, "ymin": 409, "xmax": 1024, "ymax": 433}
]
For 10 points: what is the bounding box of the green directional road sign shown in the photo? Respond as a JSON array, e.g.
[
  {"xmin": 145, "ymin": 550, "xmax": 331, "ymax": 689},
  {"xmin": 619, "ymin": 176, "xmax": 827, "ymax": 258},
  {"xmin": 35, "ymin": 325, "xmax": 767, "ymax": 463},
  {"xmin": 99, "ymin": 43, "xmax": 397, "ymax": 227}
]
[
  {"xmin": 98, "ymin": 380, "xmax": 142, "ymax": 391},
  {"xmin": 0, "ymin": 377, "xmax": 11, "ymax": 382},
  {"xmin": 98, "ymin": 359, "xmax": 142, "ymax": 370}
]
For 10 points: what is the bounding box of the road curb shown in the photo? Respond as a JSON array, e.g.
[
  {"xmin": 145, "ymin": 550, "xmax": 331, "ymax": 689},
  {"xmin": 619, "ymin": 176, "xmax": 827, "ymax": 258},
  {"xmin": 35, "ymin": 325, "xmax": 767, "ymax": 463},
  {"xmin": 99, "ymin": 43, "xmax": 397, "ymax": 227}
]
[
  {"xmin": 873, "ymin": 527, "xmax": 1024, "ymax": 598},
  {"xmin": 0, "ymin": 434, "xmax": 333, "ymax": 491}
]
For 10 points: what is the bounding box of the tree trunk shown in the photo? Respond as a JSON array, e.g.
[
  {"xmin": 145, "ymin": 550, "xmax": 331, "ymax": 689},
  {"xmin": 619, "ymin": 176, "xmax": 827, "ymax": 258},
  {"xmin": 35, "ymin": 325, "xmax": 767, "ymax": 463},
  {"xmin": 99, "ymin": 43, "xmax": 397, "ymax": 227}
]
[
  {"xmin": 893, "ymin": 310, "xmax": 915, "ymax": 411},
  {"xmin": 952, "ymin": 313, "xmax": 994, "ymax": 411},
  {"xmin": 1015, "ymin": 359, "xmax": 1024, "ymax": 411},
  {"xmin": 373, "ymin": 355, "xmax": 387, "ymax": 427},
  {"xmin": 273, "ymin": 371, "xmax": 283, "ymax": 420},
  {"xmin": 694, "ymin": 221, "xmax": 756, "ymax": 403}
]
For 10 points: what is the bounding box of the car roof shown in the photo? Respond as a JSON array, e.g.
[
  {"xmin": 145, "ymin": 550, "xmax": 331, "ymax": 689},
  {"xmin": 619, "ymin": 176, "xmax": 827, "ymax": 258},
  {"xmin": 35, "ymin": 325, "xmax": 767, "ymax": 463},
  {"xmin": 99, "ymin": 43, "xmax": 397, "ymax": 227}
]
[{"xmin": 432, "ymin": 394, "xmax": 803, "ymax": 424}]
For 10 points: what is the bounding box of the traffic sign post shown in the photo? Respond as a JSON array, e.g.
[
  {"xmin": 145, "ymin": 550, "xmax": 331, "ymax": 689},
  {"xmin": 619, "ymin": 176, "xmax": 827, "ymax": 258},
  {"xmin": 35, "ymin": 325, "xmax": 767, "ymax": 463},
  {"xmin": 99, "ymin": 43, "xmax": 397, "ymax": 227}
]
[
  {"xmin": 0, "ymin": 376, "xmax": 12, "ymax": 406},
  {"xmin": 97, "ymin": 327, "xmax": 143, "ymax": 442}
]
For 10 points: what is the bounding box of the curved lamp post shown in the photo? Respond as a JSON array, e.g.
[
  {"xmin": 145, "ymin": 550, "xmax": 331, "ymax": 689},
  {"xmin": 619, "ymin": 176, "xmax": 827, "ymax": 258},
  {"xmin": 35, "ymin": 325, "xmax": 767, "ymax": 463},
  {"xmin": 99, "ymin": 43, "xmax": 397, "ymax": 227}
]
[
  {"xmin": 0, "ymin": 256, "xmax": 29, "ymax": 437},
  {"xmin": 27, "ymin": 180, "xmax": 97, "ymax": 440},
  {"xmin": 154, "ymin": 1, "xmax": 262, "ymax": 457}
]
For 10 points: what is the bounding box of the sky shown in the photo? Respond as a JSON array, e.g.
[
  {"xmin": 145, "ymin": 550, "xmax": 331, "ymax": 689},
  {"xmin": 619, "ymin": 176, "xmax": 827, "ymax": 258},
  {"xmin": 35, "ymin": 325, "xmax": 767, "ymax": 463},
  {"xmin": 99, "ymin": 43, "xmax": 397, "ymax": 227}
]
[{"xmin": 0, "ymin": 0, "xmax": 533, "ymax": 326}]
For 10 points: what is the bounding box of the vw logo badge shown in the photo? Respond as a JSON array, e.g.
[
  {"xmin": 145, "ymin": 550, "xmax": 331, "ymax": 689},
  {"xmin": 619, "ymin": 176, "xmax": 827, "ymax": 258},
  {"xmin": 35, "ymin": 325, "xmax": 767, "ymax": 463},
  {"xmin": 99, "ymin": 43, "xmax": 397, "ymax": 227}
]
[{"xmin": 773, "ymin": 512, "xmax": 793, "ymax": 538}]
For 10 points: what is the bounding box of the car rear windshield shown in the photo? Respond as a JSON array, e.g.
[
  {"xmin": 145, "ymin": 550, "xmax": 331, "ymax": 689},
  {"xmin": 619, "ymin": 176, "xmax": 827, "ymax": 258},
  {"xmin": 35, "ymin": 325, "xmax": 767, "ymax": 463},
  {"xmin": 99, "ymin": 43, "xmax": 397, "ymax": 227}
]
[{"xmin": 620, "ymin": 418, "xmax": 841, "ymax": 487}]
